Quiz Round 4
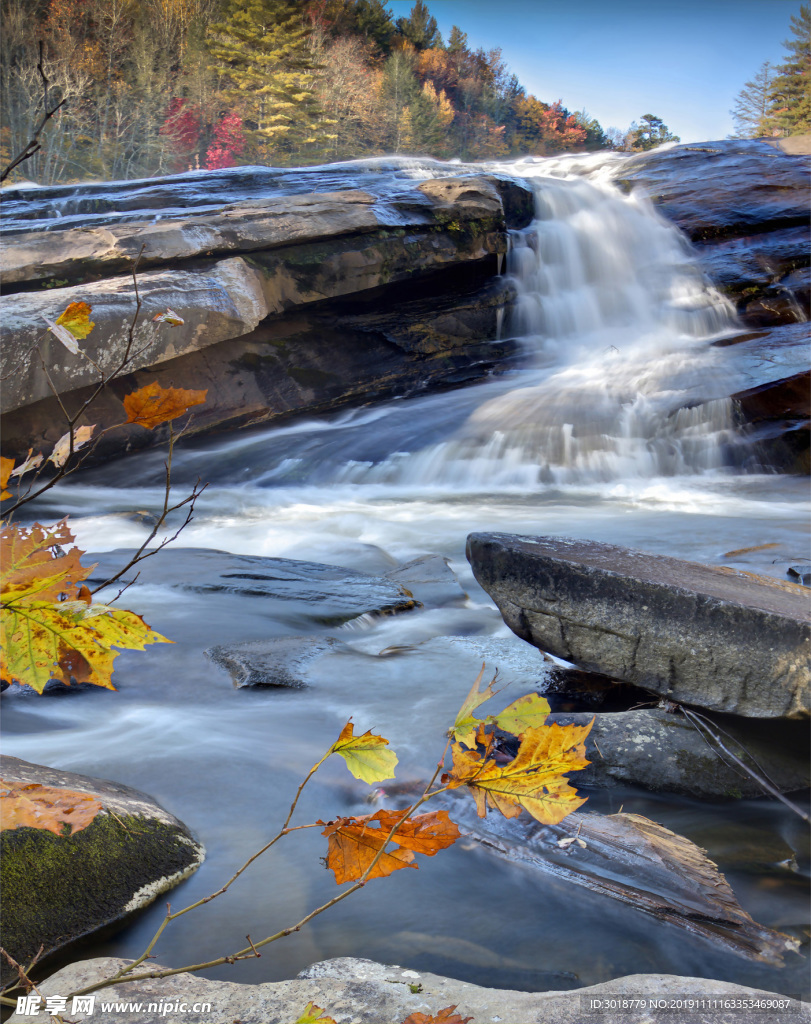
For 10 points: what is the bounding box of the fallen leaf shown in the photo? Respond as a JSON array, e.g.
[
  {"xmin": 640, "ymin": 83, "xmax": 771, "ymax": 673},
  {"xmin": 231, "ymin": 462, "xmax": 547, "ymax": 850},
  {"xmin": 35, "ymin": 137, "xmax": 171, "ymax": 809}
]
[
  {"xmin": 557, "ymin": 837, "xmax": 577, "ymax": 849},
  {"xmin": 48, "ymin": 425, "xmax": 95, "ymax": 467},
  {"xmin": 123, "ymin": 382, "xmax": 207, "ymax": 430},
  {"xmin": 451, "ymin": 664, "xmax": 498, "ymax": 747},
  {"xmin": 329, "ymin": 721, "xmax": 398, "ymax": 784},
  {"xmin": 402, "ymin": 1008, "xmax": 473, "ymax": 1024},
  {"xmin": 442, "ymin": 721, "xmax": 593, "ymax": 826},
  {"xmin": 1, "ymin": 457, "xmax": 13, "ymax": 501},
  {"xmin": 152, "ymin": 308, "xmax": 185, "ymax": 326},
  {"xmin": 320, "ymin": 809, "xmax": 460, "ymax": 884},
  {"xmin": 0, "ymin": 779, "xmax": 103, "ymax": 836},
  {"xmin": 295, "ymin": 1002, "xmax": 337, "ymax": 1024}
]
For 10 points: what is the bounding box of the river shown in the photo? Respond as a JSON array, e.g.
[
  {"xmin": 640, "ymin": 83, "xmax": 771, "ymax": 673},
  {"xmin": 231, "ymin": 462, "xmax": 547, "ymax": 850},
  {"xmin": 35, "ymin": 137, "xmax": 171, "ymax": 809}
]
[{"xmin": 5, "ymin": 152, "xmax": 809, "ymax": 998}]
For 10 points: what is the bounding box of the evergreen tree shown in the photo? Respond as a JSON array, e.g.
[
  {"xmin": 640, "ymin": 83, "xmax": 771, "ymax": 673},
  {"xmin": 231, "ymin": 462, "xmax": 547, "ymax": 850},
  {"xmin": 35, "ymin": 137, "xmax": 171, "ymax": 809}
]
[
  {"xmin": 207, "ymin": 0, "xmax": 332, "ymax": 162},
  {"xmin": 729, "ymin": 61, "xmax": 775, "ymax": 138},
  {"xmin": 379, "ymin": 46, "xmax": 420, "ymax": 151},
  {"xmin": 395, "ymin": 0, "xmax": 441, "ymax": 51},
  {"xmin": 768, "ymin": 3, "xmax": 811, "ymax": 135},
  {"xmin": 628, "ymin": 113, "xmax": 679, "ymax": 151}
]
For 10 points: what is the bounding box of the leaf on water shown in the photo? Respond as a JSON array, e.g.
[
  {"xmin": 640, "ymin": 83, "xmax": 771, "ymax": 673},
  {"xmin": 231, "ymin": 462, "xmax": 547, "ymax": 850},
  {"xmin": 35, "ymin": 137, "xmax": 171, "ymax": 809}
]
[
  {"xmin": 48, "ymin": 425, "xmax": 95, "ymax": 467},
  {"xmin": 0, "ymin": 779, "xmax": 103, "ymax": 836},
  {"xmin": 328, "ymin": 720, "xmax": 398, "ymax": 784},
  {"xmin": 152, "ymin": 308, "xmax": 185, "ymax": 326},
  {"xmin": 320, "ymin": 809, "xmax": 460, "ymax": 884},
  {"xmin": 0, "ymin": 457, "xmax": 13, "ymax": 501},
  {"xmin": 451, "ymin": 664, "xmax": 499, "ymax": 748},
  {"xmin": 0, "ymin": 520, "xmax": 171, "ymax": 693},
  {"xmin": 295, "ymin": 1003, "xmax": 336, "ymax": 1024},
  {"xmin": 402, "ymin": 1008, "xmax": 474, "ymax": 1024},
  {"xmin": 123, "ymin": 382, "xmax": 207, "ymax": 430},
  {"xmin": 492, "ymin": 693, "xmax": 551, "ymax": 736},
  {"xmin": 442, "ymin": 721, "xmax": 593, "ymax": 826},
  {"xmin": 9, "ymin": 449, "xmax": 44, "ymax": 479}
]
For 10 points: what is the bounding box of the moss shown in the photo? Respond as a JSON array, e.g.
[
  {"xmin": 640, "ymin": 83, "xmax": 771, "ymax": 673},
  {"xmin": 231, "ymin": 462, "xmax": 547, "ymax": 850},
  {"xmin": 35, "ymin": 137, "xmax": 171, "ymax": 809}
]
[{"xmin": 1, "ymin": 813, "xmax": 200, "ymax": 978}]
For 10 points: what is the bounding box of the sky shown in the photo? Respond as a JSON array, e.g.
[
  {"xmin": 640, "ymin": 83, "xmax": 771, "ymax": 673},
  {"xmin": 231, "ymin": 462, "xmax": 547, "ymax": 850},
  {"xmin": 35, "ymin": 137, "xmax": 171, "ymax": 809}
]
[{"xmin": 387, "ymin": 0, "xmax": 805, "ymax": 143}]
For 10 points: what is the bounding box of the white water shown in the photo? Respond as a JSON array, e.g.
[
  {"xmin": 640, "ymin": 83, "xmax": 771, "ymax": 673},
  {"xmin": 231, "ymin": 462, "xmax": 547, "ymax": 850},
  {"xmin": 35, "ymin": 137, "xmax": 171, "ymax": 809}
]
[{"xmin": 9, "ymin": 155, "xmax": 809, "ymax": 997}]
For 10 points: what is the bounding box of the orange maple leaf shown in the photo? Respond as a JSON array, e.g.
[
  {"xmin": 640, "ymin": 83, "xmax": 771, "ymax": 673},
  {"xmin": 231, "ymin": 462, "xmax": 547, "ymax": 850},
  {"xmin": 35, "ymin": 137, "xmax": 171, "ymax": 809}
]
[
  {"xmin": 0, "ymin": 519, "xmax": 93, "ymax": 605},
  {"xmin": 320, "ymin": 809, "xmax": 460, "ymax": 884},
  {"xmin": 1, "ymin": 457, "xmax": 13, "ymax": 501},
  {"xmin": 123, "ymin": 382, "xmax": 207, "ymax": 430},
  {"xmin": 402, "ymin": 1008, "xmax": 474, "ymax": 1024},
  {"xmin": 0, "ymin": 779, "xmax": 103, "ymax": 836},
  {"xmin": 55, "ymin": 301, "xmax": 95, "ymax": 339}
]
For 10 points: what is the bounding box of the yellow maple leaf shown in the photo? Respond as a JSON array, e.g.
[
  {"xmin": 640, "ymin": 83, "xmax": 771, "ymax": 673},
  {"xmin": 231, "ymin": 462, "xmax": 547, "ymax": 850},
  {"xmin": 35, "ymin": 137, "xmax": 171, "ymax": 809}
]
[
  {"xmin": 0, "ymin": 457, "xmax": 13, "ymax": 501},
  {"xmin": 442, "ymin": 721, "xmax": 593, "ymax": 826},
  {"xmin": 328, "ymin": 721, "xmax": 398, "ymax": 784},
  {"xmin": 55, "ymin": 301, "xmax": 95, "ymax": 339},
  {"xmin": 492, "ymin": 693, "xmax": 552, "ymax": 735},
  {"xmin": 451, "ymin": 664, "xmax": 499, "ymax": 747},
  {"xmin": 295, "ymin": 1002, "xmax": 337, "ymax": 1024}
]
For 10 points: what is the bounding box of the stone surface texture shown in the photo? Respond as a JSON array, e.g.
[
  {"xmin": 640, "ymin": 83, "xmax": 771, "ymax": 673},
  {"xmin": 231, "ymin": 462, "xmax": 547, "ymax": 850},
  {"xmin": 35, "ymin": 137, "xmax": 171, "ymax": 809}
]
[
  {"xmin": 0, "ymin": 757, "xmax": 204, "ymax": 985},
  {"xmin": 466, "ymin": 532, "xmax": 810, "ymax": 718},
  {"xmin": 6, "ymin": 956, "xmax": 806, "ymax": 1024}
]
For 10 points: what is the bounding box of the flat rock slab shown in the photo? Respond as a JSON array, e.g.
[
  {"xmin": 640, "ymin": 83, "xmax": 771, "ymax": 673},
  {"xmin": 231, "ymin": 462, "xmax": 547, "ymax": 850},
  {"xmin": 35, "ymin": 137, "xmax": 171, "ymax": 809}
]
[
  {"xmin": 87, "ymin": 547, "xmax": 417, "ymax": 626},
  {"xmin": 7, "ymin": 956, "xmax": 806, "ymax": 1024},
  {"xmin": 466, "ymin": 533, "xmax": 810, "ymax": 718},
  {"xmin": 206, "ymin": 636, "xmax": 350, "ymax": 688},
  {"xmin": 0, "ymin": 757, "xmax": 204, "ymax": 985},
  {"xmin": 545, "ymin": 709, "xmax": 810, "ymax": 797}
]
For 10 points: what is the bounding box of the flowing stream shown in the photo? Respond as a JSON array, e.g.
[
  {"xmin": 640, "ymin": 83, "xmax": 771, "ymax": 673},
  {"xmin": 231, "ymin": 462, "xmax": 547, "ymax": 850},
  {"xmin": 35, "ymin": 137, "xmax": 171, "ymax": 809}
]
[{"xmin": 5, "ymin": 154, "xmax": 809, "ymax": 998}]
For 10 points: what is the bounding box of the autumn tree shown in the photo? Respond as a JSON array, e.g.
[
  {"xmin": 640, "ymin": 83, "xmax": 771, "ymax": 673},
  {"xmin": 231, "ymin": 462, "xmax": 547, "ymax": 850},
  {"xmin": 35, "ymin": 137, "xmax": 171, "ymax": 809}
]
[
  {"xmin": 311, "ymin": 32, "xmax": 382, "ymax": 158},
  {"xmin": 767, "ymin": 3, "xmax": 811, "ymax": 136},
  {"xmin": 514, "ymin": 96, "xmax": 587, "ymax": 155},
  {"xmin": 309, "ymin": 0, "xmax": 395, "ymax": 56},
  {"xmin": 207, "ymin": 0, "xmax": 334, "ymax": 164},
  {"xmin": 627, "ymin": 113, "xmax": 679, "ymax": 151}
]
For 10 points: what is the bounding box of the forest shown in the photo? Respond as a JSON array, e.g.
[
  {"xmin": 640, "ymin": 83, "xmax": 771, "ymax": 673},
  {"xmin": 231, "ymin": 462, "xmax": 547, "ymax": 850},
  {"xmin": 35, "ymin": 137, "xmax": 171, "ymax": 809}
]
[{"xmin": 1, "ymin": 0, "xmax": 687, "ymax": 185}]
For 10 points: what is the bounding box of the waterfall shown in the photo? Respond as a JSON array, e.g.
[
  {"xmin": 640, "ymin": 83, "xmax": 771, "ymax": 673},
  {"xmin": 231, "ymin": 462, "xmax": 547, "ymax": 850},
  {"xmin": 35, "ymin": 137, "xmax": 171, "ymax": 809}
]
[{"xmin": 321, "ymin": 162, "xmax": 740, "ymax": 487}]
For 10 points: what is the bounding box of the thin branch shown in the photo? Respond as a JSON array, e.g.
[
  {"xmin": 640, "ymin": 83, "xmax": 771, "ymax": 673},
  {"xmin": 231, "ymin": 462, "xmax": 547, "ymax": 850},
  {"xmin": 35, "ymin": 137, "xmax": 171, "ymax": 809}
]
[{"xmin": 0, "ymin": 42, "xmax": 67, "ymax": 183}]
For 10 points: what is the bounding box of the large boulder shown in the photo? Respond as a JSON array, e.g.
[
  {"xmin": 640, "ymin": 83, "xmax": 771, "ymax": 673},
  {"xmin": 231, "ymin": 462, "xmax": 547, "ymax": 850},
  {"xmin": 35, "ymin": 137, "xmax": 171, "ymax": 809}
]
[
  {"xmin": 0, "ymin": 756, "xmax": 204, "ymax": 984},
  {"xmin": 466, "ymin": 533, "xmax": 811, "ymax": 718},
  {"xmin": 6, "ymin": 956, "xmax": 805, "ymax": 1024}
]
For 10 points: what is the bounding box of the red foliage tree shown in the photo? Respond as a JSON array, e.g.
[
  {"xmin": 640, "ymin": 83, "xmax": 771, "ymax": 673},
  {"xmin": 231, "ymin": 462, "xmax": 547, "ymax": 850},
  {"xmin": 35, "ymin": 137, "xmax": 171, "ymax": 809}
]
[
  {"xmin": 160, "ymin": 98, "xmax": 202, "ymax": 172},
  {"xmin": 205, "ymin": 112, "xmax": 246, "ymax": 170}
]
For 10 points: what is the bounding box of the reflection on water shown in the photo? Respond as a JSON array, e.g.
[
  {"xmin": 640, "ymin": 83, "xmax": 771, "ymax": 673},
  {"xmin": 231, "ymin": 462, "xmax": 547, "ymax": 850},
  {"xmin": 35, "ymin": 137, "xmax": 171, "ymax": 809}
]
[{"xmin": 7, "ymin": 153, "xmax": 808, "ymax": 997}]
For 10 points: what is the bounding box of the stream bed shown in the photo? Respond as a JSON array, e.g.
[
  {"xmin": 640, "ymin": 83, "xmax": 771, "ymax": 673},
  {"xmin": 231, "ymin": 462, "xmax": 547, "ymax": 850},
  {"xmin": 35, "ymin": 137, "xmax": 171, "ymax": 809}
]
[{"xmin": 4, "ymin": 152, "xmax": 809, "ymax": 999}]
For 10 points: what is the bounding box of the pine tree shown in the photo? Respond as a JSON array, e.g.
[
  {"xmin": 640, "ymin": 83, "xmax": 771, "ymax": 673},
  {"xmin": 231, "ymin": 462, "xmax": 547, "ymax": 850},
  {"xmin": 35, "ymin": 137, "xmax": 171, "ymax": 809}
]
[
  {"xmin": 628, "ymin": 113, "xmax": 679, "ymax": 151},
  {"xmin": 207, "ymin": 0, "xmax": 333, "ymax": 163},
  {"xmin": 729, "ymin": 62, "xmax": 775, "ymax": 138},
  {"xmin": 395, "ymin": 0, "xmax": 441, "ymax": 51},
  {"xmin": 767, "ymin": 3, "xmax": 811, "ymax": 135}
]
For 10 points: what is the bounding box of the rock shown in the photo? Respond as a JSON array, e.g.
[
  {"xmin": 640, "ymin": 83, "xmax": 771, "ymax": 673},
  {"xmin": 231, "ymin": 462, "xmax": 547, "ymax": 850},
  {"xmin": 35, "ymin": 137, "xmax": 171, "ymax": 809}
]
[
  {"xmin": 7, "ymin": 956, "xmax": 805, "ymax": 1024},
  {"xmin": 615, "ymin": 140, "xmax": 810, "ymax": 328},
  {"xmin": 543, "ymin": 709, "xmax": 810, "ymax": 798},
  {"xmin": 466, "ymin": 533, "xmax": 811, "ymax": 718},
  {"xmin": 206, "ymin": 636, "xmax": 349, "ymax": 688},
  {"xmin": 442, "ymin": 803, "xmax": 800, "ymax": 967},
  {"xmin": 733, "ymin": 370, "xmax": 810, "ymax": 473},
  {"xmin": 384, "ymin": 554, "xmax": 467, "ymax": 608},
  {"xmin": 86, "ymin": 548, "xmax": 419, "ymax": 626},
  {"xmin": 0, "ymin": 756, "xmax": 204, "ymax": 985},
  {"xmin": 788, "ymin": 564, "xmax": 811, "ymax": 586}
]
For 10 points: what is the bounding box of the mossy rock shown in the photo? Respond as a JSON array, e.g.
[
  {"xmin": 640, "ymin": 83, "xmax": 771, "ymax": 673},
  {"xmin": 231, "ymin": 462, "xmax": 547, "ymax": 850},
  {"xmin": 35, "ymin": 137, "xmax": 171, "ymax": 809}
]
[{"xmin": 0, "ymin": 756, "xmax": 205, "ymax": 984}]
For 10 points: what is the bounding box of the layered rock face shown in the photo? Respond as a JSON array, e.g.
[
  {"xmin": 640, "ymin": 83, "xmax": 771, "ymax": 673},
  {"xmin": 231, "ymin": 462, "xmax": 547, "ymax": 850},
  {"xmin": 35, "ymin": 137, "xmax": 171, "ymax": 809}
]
[{"xmin": 0, "ymin": 172, "xmax": 532, "ymax": 463}]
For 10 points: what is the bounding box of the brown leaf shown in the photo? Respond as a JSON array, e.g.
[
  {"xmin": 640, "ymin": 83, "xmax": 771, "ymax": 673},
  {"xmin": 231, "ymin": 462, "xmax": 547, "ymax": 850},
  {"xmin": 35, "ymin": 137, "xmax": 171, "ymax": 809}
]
[
  {"xmin": 402, "ymin": 1008, "xmax": 473, "ymax": 1024},
  {"xmin": 123, "ymin": 382, "xmax": 207, "ymax": 430},
  {"xmin": 9, "ymin": 449, "xmax": 44, "ymax": 479},
  {"xmin": 320, "ymin": 809, "xmax": 460, "ymax": 884},
  {"xmin": 0, "ymin": 779, "xmax": 103, "ymax": 836},
  {"xmin": 1, "ymin": 520, "xmax": 92, "ymax": 605}
]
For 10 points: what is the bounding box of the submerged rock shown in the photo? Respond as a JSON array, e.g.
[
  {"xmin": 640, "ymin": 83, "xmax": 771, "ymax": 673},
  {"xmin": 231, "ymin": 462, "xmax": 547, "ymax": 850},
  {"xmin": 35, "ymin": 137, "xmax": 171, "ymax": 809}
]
[
  {"xmin": 545, "ymin": 708, "xmax": 810, "ymax": 798},
  {"xmin": 466, "ymin": 533, "xmax": 811, "ymax": 719},
  {"xmin": 206, "ymin": 636, "xmax": 349, "ymax": 688},
  {"xmin": 86, "ymin": 548, "xmax": 419, "ymax": 625},
  {"xmin": 7, "ymin": 956, "xmax": 804, "ymax": 1024},
  {"xmin": 0, "ymin": 756, "xmax": 204, "ymax": 985}
]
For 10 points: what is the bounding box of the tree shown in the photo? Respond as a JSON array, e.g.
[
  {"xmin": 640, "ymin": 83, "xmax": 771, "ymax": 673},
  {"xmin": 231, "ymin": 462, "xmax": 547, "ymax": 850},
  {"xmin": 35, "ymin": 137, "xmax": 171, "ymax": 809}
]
[
  {"xmin": 573, "ymin": 109, "xmax": 611, "ymax": 150},
  {"xmin": 627, "ymin": 113, "xmax": 679, "ymax": 151},
  {"xmin": 767, "ymin": 3, "xmax": 811, "ymax": 136},
  {"xmin": 729, "ymin": 62, "xmax": 776, "ymax": 138},
  {"xmin": 514, "ymin": 95, "xmax": 587, "ymax": 155},
  {"xmin": 206, "ymin": 0, "xmax": 333, "ymax": 163},
  {"xmin": 395, "ymin": 0, "xmax": 441, "ymax": 51}
]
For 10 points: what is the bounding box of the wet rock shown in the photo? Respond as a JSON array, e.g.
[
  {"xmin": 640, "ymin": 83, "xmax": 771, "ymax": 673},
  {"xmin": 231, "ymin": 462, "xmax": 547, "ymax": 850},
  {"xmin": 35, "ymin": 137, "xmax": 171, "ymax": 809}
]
[
  {"xmin": 544, "ymin": 709, "xmax": 810, "ymax": 798},
  {"xmin": 384, "ymin": 554, "xmax": 467, "ymax": 608},
  {"xmin": 206, "ymin": 636, "xmax": 349, "ymax": 688},
  {"xmin": 733, "ymin": 370, "xmax": 810, "ymax": 474},
  {"xmin": 466, "ymin": 533, "xmax": 811, "ymax": 718},
  {"xmin": 0, "ymin": 756, "xmax": 204, "ymax": 985},
  {"xmin": 86, "ymin": 548, "xmax": 419, "ymax": 625},
  {"xmin": 788, "ymin": 564, "xmax": 811, "ymax": 586},
  {"xmin": 8, "ymin": 956, "xmax": 804, "ymax": 1024}
]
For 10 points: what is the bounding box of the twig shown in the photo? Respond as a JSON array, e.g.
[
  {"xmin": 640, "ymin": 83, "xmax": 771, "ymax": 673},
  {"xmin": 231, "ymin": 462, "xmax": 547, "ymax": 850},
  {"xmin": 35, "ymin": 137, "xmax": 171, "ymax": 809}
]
[{"xmin": 0, "ymin": 42, "xmax": 67, "ymax": 183}]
